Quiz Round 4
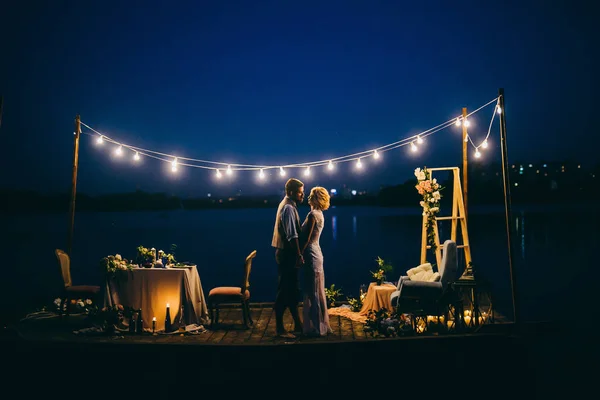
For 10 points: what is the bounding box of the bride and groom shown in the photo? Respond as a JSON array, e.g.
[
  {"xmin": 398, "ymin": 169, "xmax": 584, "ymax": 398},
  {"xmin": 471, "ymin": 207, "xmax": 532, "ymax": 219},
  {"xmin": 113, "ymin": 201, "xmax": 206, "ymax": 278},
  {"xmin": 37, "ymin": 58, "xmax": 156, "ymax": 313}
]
[{"xmin": 271, "ymin": 178, "xmax": 332, "ymax": 339}]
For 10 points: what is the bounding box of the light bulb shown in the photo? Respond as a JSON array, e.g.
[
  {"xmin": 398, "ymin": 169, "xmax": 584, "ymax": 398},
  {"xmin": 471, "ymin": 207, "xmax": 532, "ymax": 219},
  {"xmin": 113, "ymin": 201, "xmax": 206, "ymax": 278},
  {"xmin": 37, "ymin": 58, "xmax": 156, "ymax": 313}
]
[
  {"xmin": 133, "ymin": 152, "xmax": 140, "ymax": 161},
  {"xmin": 464, "ymin": 134, "xmax": 469, "ymax": 142},
  {"xmin": 455, "ymin": 118, "xmax": 461, "ymax": 127},
  {"xmin": 215, "ymin": 169, "xmax": 222, "ymax": 178},
  {"xmin": 496, "ymin": 106, "xmax": 502, "ymax": 114},
  {"xmin": 96, "ymin": 136, "xmax": 103, "ymax": 144},
  {"xmin": 475, "ymin": 149, "xmax": 481, "ymax": 158},
  {"xmin": 482, "ymin": 140, "xmax": 488, "ymax": 149},
  {"xmin": 279, "ymin": 167, "xmax": 286, "ymax": 176},
  {"xmin": 171, "ymin": 157, "xmax": 177, "ymax": 172},
  {"xmin": 411, "ymin": 142, "xmax": 417, "ymax": 152},
  {"xmin": 356, "ymin": 158, "xmax": 362, "ymax": 169},
  {"xmin": 259, "ymin": 169, "xmax": 265, "ymax": 179},
  {"xmin": 373, "ymin": 150, "xmax": 380, "ymax": 159},
  {"xmin": 416, "ymin": 135, "xmax": 423, "ymax": 144},
  {"xmin": 115, "ymin": 145, "xmax": 122, "ymax": 156},
  {"xmin": 327, "ymin": 160, "xmax": 334, "ymax": 170},
  {"xmin": 226, "ymin": 165, "xmax": 232, "ymax": 175},
  {"xmin": 464, "ymin": 119, "xmax": 470, "ymax": 128},
  {"xmin": 304, "ymin": 166, "xmax": 310, "ymax": 176}
]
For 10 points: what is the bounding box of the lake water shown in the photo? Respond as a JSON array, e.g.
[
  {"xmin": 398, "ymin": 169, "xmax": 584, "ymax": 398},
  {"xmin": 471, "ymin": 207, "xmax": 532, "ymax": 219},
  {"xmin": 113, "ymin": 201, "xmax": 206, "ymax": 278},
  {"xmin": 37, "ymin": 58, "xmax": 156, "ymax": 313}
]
[{"xmin": 3, "ymin": 204, "xmax": 596, "ymax": 323}]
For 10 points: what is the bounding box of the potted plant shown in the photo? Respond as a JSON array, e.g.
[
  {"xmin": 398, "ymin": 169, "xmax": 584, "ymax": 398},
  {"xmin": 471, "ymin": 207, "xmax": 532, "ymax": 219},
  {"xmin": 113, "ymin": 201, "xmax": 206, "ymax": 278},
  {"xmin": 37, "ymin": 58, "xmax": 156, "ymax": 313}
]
[{"xmin": 370, "ymin": 256, "xmax": 393, "ymax": 285}]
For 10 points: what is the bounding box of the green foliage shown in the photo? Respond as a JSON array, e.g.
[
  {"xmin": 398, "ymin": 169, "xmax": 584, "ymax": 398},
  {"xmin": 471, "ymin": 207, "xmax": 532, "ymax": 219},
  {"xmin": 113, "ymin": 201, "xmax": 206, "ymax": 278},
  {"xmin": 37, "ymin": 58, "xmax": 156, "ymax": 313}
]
[
  {"xmin": 136, "ymin": 246, "xmax": 155, "ymax": 265},
  {"xmin": 347, "ymin": 296, "xmax": 363, "ymax": 312},
  {"xmin": 415, "ymin": 167, "xmax": 444, "ymax": 253},
  {"xmin": 370, "ymin": 256, "xmax": 393, "ymax": 282},
  {"xmin": 325, "ymin": 284, "xmax": 343, "ymax": 308}
]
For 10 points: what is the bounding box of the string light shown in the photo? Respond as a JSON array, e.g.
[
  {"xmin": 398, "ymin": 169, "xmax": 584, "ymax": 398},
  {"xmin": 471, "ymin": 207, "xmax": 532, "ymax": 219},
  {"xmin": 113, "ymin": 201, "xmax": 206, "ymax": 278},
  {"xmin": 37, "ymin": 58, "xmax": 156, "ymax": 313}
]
[
  {"xmin": 133, "ymin": 151, "xmax": 140, "ymax": 161},
  {"xmin": 115, "ymin": 145, "xmax": 123, "ymax": 156},
  {"xmin": 464, "ymin": 134, "xmax": 469, "ymax": 142},
  {"xmin": 356, "ymin": 158, "xmax": 362, "ymax": 169},
  {"xmin": 259, "ymin": 169, "xmax": 265, "ymax": 179},
  {"xmin": 80, "ymin": 96, "xmax": 499, "ymax": 175},
  {"xmin": 482, "ymin": 140, "xmax": 488, "ymax": 149},
  {"xmin": 215, "ymin": 169, "xmax": 222, "ymax": 178},
  {"xmin": 304, "ymin": 166, "xmax": 311, "ymax": 176},
  {"xmin": 474, "ymin": 149, "xmax": 481, "ymax": 158},
  {"xmin": 496, "ymin": 105, "xmax": 502, "ymax": 114}
]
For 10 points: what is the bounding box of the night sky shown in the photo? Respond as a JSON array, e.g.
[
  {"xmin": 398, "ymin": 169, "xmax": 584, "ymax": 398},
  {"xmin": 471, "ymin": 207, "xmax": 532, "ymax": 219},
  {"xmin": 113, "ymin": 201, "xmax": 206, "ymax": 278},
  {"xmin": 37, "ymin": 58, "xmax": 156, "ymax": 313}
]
[{"xmin": 0, "ymin": 0, "xmax": 595, "ymax": 197}]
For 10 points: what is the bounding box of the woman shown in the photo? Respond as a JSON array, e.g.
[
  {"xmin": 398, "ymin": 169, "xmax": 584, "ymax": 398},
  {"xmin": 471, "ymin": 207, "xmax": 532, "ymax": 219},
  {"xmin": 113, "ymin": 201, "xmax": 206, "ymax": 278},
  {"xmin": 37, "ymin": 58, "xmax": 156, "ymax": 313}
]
[{"xmin": 300, "ymin": 186, "xmax": 332, "ymax": 337}]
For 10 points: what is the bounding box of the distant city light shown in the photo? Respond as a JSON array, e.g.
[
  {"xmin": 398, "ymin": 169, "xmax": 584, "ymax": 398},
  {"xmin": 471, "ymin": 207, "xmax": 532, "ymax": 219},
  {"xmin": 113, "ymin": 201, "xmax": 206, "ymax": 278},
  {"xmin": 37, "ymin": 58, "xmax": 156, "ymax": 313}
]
[
  {"xmin": 543, "ymin": 164, "xmax": 547, "ymax": 168},
  {"xmin": 330, "ymin": 189, "xmax": 337, "ymax": 194},
  {"xmin": 515, "ymin": 183, "xmax": 519, "ymax": 186},
  {"xmin": 207, "ymin": 193, "xmax": 211, "ymax": 197},
  {"xmin": 351, "ymin": 190, "xmax": 357, "ymax": 196}
]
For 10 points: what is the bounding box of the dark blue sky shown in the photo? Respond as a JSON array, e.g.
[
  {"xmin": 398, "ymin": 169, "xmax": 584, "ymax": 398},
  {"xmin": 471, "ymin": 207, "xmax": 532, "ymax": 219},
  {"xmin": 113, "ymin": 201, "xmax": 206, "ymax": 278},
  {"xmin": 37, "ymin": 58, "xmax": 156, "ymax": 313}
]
[{"xmin": 0, "ymin": 0, "xmax": 595, "ymax": 197}]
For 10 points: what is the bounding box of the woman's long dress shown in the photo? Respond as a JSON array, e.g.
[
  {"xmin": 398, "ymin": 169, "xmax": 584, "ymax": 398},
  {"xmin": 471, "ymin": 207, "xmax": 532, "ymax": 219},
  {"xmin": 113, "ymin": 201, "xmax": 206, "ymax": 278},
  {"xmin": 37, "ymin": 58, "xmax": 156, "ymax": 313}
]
[{"xmin": 301, "ymin": 209, "xmax": 332, "ymax": 336}]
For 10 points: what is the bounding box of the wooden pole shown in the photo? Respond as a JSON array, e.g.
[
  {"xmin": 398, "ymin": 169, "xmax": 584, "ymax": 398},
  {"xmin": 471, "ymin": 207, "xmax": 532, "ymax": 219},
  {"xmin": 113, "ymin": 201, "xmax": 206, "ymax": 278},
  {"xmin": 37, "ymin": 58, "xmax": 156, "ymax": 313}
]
[
  {"xmin": 461, "ymin": 107, "xmax": 468, "ymax": 220},
  {"xmin": 67, "ymin": 115, "xmax": 81, "ymax": 258},
  {"xmin": 0, "ymin": 96, "xmax": 4, "ymax": 129},
  {"xmin": 498, "ymin": 88, "xmax": 519, "ymax": 325}
]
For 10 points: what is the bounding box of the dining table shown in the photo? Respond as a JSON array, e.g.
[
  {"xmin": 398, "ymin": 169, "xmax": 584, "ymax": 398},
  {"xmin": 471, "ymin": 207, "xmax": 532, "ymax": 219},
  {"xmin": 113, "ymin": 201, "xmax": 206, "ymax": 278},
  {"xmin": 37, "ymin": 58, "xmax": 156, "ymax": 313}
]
[{"xmin": 104, "ymin": 265, "xmax": 210, "ymax": 331}]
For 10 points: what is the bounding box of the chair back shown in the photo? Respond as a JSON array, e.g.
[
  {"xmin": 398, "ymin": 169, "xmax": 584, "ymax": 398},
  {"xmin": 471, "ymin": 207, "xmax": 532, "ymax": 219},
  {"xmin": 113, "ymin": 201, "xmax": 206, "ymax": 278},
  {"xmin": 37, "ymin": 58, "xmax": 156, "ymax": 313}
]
[
  {"xmin": 242, "ymin": 250, "xmax": 257, "ymax": 292},
  {"xmin": 55, "ymin": 249, "xmax": 72, "ymax": 288},
  {"xmin": 438, "ymin": 240, "xmax": 458, "ymax": 288}
]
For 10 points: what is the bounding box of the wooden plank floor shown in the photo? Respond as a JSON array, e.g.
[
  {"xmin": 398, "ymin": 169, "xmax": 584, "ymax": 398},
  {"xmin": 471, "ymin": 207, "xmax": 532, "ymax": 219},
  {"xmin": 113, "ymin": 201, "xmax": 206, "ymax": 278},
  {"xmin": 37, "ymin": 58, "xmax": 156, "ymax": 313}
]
[{"xmin": 8, "ymin": 303, "xmax": 511, "ymax": 345}]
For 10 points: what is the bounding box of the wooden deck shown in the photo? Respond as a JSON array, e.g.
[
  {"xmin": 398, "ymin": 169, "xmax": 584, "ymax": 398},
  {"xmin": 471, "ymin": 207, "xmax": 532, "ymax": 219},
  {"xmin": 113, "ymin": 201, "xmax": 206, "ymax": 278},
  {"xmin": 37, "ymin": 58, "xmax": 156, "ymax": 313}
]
[
  {"xmin": 5, "ymin": 303, "xmax": 512, "ymax": 345},
  {"xmin": 0, "ymin": 303, "xmax": 581, "ymax": 398}
]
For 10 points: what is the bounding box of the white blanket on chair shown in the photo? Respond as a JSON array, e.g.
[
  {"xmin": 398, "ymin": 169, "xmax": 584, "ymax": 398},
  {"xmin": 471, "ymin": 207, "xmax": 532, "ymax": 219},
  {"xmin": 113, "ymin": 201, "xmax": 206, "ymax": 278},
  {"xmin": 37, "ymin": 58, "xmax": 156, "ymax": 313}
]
[{"xmin": 406, "ymin": 263, "xmax": 440, "ymax": 282}]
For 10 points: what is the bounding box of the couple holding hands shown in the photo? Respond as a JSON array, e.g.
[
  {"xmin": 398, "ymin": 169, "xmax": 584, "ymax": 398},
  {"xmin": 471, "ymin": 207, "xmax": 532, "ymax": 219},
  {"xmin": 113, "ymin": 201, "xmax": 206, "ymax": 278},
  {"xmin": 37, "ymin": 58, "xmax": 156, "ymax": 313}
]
[{"xmin": 271, "ymin": 178, "xmax": 333, "ymax": 339}]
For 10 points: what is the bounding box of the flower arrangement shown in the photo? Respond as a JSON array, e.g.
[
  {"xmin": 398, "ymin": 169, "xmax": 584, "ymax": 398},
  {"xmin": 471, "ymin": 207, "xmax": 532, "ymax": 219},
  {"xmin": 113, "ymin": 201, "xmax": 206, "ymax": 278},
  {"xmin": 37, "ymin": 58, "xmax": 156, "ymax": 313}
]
[
  {"xmin": 136, "ymin": 246, "xmax": 155, "ymax": 266},
  {"xmin": 346, "ymin": 296, "xmax": 363, "ymax": 312},
  {"xmin": 52, "ymin": 297, "xmax": 97, "ymax": 314},
  {"xmin": 89, "ymin": 304, "xmax": 126, "ymax": 333},
  {"xmin": 158, "ymin": 244, "xmax": 177, "ymax": 266},
  {"xmin": 324, "ymin": 284, "xmax": 343, "ymax": 308},
  {"xmin": 101, "ymin": 254, "xmax": 135, "ymax": 275},
  {"xmin": 415, "ymin": 167, "xmax": 444, "ymax": 252},
  {"xmin": 364, "ymin": 308, "xmax": 412, "ymax": 338},
  {"xmin": 370, "ymin": 256, "xmax": 393, "ymax": 285}
]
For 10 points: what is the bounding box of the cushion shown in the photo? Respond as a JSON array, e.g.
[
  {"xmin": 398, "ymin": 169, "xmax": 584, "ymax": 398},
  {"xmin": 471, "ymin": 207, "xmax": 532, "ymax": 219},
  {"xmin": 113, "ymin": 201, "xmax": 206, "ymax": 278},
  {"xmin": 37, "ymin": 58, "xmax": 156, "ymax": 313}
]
[
  {"xmin": 208, "ymin": 286, "xmax": 250, "ymax": 301},
  {"xmin": 407, "ymin": 264, "xmax": 440, "ymax": 282},
  {"xmin": 406, "ymin": 263, "xmax": 432, "ymax": 277}
]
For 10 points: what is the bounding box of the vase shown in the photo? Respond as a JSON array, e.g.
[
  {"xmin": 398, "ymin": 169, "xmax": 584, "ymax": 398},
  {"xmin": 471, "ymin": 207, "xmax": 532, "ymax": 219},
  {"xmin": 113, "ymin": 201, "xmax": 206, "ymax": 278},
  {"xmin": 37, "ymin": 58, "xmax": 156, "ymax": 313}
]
[{"xmin": 376, "ymin": 278, "xmax": 384, "ymax": 286}]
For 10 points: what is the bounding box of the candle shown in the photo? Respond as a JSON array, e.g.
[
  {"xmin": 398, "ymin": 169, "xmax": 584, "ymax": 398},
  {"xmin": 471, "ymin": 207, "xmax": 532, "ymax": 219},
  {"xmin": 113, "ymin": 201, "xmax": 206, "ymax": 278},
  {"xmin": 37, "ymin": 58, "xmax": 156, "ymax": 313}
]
[
  {"xmin": 464, "ymin": 316, "xmax": 471, "ymax": 325},
  {"xmin": 152, "ymin": 317, "xmax": 156, "ymax": 334}
]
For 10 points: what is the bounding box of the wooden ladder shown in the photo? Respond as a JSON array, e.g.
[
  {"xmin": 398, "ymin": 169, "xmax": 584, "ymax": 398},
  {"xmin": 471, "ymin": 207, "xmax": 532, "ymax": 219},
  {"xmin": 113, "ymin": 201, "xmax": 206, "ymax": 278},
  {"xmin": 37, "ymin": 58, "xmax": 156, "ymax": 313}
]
[{"xmin": 420, "ymin": 167, "xmax": 472, "ymax": 274}]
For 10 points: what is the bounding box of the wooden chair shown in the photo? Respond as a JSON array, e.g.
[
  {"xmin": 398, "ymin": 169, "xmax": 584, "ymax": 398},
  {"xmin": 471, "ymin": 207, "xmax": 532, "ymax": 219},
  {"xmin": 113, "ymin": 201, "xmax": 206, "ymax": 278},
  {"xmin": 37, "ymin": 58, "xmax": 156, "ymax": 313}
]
[
  {"xmin": 207, "ymin": 250, "xmax": 257, "ymax": 329},
  {"xmin": 55, "ymin": 249, "xmax": 101, "ymax": 318}
]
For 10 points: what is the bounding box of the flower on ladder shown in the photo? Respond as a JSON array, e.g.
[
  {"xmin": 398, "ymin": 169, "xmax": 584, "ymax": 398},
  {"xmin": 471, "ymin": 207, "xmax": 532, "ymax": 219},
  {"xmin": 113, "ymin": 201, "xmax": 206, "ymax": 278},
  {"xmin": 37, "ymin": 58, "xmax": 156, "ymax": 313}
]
[{"xmin": 415, "ymin": 167, "xmax": 444, "ymax": 252}]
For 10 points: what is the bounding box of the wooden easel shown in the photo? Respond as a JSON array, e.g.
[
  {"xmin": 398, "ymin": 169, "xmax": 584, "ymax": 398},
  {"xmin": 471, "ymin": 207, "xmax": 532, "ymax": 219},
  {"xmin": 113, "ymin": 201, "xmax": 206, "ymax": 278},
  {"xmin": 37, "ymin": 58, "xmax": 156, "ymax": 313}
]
[{"xmin": 420, "ymin": 167, "xmax": 472, "ymax": 273}]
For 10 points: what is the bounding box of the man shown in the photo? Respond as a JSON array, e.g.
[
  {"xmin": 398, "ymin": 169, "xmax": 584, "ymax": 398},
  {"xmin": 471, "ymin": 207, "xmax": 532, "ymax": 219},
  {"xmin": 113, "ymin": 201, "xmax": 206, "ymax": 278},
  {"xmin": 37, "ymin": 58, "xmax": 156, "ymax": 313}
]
[{"xmin": 271, "ymin": 178, "xmax": 305, "ymax": 338}]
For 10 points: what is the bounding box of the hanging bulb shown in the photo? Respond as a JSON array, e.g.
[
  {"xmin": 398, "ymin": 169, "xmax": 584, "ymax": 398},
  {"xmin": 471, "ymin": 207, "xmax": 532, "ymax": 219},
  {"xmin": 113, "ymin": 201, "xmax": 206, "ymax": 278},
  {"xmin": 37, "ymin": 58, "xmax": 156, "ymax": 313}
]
[
  {"xmin": 464, "ymin": 119, "xmax": 470, "ymax": 128},
  {"xmin": 455, "ymin": 118, "xmax": 461, "ymax": 127},
  {"xmin": 215, "ymin": 169, "xmax": 222, "ymax": 178},
  {"xmin": 416, "ymin": 135, "xmax": 423, "ymax": 144},
  {"xmin": 482, "ymin": 139, "xmax": 488, "ymax": 149},
  {"xmin": 474, "ymin": 149, "xmax": 481, "ymax": 158},
  {"xmin": 373, "ymin": 150, "xmax": 380, "ymax": 159},
  {"xmin": 259, "ymin": 169, "xmax": 265, "ymax": 179},
  {"xmin": 410, "ymin": 142, "xmax": 418, "ymax": 152},
  {"xmin": 304, "ymin": 166, "xmax": 310, "ymax": 176},
  {"xmin": 133, "ymin": 152, "xmax": 140, "ymax": 161},
  {"xmin": 464, "ymin": 134, "xmax": 469, "ymax": 142},
  {"xmin": 96, "ymin": 135, "xmax": 104, "ymax": 144},
  {"xmin": 115, "ymin": 145, "xmax": 123, "ymax": 156},
  {"xmin": 171, "ymin": 157, "xmax": 178, "ymax": 172},
  {"xmin": 226, "ymin": 165, "xmax": 232, "ymax": 175},
  {"xmin": 279, "ymin": 167, "xmax": 286, "ymax": 176},
  {"xmin": 327, "ymin": 160, "xmax": 334, "ymax": 170},
  {"xmin": 356, "ymin": 158, "xmax": 362, "ymax": 169},
  {"xmin": 496, "ymin": 105, "xmax": 502, "ymax": 114}
]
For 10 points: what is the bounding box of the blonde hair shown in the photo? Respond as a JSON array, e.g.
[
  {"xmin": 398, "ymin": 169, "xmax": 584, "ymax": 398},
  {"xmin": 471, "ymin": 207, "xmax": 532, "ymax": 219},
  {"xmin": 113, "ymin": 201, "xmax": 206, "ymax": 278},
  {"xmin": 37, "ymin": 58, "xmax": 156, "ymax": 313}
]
[{"xmin": 308, "ymin": 186, "xmax": 330, "ymax": 210}]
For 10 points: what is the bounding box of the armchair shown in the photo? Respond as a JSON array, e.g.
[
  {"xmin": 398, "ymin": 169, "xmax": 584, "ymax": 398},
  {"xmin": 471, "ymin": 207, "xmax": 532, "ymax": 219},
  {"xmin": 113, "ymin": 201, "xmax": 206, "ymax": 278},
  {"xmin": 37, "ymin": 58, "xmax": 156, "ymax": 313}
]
[{"xmin": 390, "ymin": 240, "xmax": 461, "ymax": 316}]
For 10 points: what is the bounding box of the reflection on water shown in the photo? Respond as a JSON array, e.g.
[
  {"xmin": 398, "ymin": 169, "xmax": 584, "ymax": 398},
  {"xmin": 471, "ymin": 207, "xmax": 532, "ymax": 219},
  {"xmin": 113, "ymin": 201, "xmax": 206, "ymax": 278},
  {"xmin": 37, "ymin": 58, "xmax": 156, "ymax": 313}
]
[
  {"xmin": 331, "ymin": 215, "xmax": 338, "ymax": 241},
  {"xmin": 352, "ymin": 216, "xmax": 357, "ymax": 237}
]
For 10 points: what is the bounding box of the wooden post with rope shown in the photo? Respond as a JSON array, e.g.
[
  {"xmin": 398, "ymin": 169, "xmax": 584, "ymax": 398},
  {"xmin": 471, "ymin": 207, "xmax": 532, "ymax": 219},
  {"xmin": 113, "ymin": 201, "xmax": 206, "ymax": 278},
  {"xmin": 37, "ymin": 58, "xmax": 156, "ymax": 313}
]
[{"xmin": 67, "ymin": 115, "xmax": 81, "ymax": 258}]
